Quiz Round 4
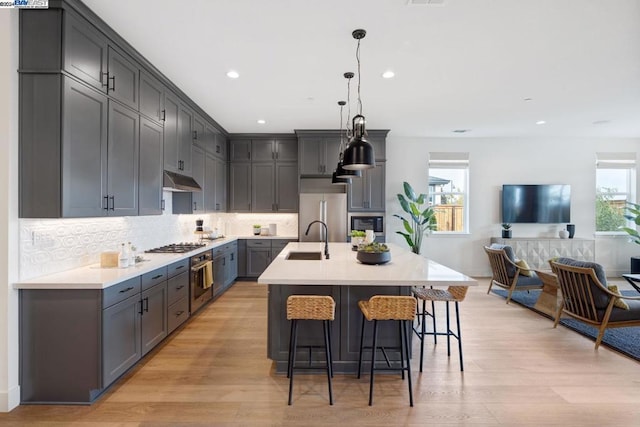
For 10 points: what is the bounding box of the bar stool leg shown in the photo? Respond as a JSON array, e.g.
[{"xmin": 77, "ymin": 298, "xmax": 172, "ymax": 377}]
[
  {"xmin": 402, "ymin": 319, "xmax": 414, "ymax": 407},
  {"xmin": 399, "ymin": 321, "xmax": 405, "ymax": 380},
  {"xmin": 368, "ymin": 320, "xmax": 379, "ymax": 406},
  {"xmin": 357, "ymin": 313, "xmax": 366, "ymax": 379},
  {"xmin": 419, "ymin": 299, "xmax": 426, "ymax": 373},
  {"xmin": 288, "ymin": 319, "xmax": 299, "ymax": 406},
  {"xmin": 446, "ymin": 301, "xmax": 452, "ymax": 357},
  {"xmin": 327, "ymin": 321, "xmax": 334, "ymax": 378},
  {"xmin": 287, "ymin": 319, "xmax": 294, "ymax": 379},
  {"xmin": 431, "ymin": 300, "xmax": 437, "ymax": 344},
  {"xmin": 455, "ymin": 301, "xmax": 464, "ymax": 371},
  {"xmin": 323, "ymin": 320, "xmax": 334, "ymax": 405}
]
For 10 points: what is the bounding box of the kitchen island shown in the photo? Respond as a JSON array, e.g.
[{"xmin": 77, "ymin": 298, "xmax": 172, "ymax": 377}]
[{"xmin": 258, "ymin": 242, "xmax": 477, "ymax": 373}]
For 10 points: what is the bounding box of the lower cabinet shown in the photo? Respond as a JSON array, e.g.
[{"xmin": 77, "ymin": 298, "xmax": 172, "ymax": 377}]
[
  {"xmin": 245, "ymin": 239, "xmax": 296, "ymax": 278},
  {"xmin": 212, "ymin": 241, "xmax": 239, "ymax": 297},
  {"xmin": 166, "ymin": 259, "xmax": 189, "ymax": 334}
]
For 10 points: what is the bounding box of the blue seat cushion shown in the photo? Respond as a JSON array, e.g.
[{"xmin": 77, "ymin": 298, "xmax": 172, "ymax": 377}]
[
  {"xmin": 599, "ymin": 299, "xmax": 640, "ymax": 322},
  {"xmin": 515, "ymin": 271, "xmax": 543, "ymax": 287},
  {"xmin": 555, "ymin": 257, "xmax": 609, "ymax": 309},
  {"xmin": 490, "ymin": 243, "xmax": 517, "ymax": 277}
]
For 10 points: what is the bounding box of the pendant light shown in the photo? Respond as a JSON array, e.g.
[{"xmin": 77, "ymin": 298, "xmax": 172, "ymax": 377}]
[
  {"xmin": 332, "ymin": 101, "xmax": 352, "ymax": 185},
  {"xmin": 342, "ymin": 29, "xmax": 375, "ymax": 170},
  {"xmin": 335, "ymin": 75, "xmax": 361, "ymax": 179}
]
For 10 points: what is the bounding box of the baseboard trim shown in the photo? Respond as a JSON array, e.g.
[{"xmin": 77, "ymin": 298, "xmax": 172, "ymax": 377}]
[{"xmin": 0, "ymin": 384, "xmax": 20, "ymax": 412}]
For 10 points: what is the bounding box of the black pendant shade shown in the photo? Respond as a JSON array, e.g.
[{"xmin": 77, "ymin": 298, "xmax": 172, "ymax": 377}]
[
  {"xmin": 331, "ymin": 171, "xmax": 350, "ymax": 185},
  {"xmin": 342, "ymin": 114, "xmax": 375, "ymax": 170},
  {"xmin": 335, "ymin": 159, "xmax": 361, "ymax": 178}
]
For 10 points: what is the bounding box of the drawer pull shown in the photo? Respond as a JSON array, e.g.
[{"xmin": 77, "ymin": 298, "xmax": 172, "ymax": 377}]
[
  {"xmin": 119, "ymin": 286, "xmax": 134, "ymax": 293},
  {"xmin": 175, "ymin": 265, "xmax": 185, "ymax": 270},
  {"xmin": 175, "ymin": 310, "xmax": 184, "ymax": 317},
  {"xmin": 152, "ymin": 274, "xmax": 164, "ymax": 280},
  {"xmin": 176, "ymin": 285, "xmax": 185, "ymax": 290}
]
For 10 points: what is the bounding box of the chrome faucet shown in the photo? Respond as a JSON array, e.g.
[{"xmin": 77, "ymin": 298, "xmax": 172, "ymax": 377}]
[{"xmin": 305, "ymin": 220, "xmax": 330, "ymax": 259}]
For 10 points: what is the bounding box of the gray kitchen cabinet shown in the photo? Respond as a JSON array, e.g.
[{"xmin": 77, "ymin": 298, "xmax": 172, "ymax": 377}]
[
  {"xmin": 172, "ymin": 145, "xmax": 205, "ymax": 214},
  {"xmin": 251, "ymin": 162, "xmax": 275, "ymax": 212},
  {"xmin": 63, "ymin": 10, "xmax": 108, "ymax": 92},
  {"xmin": 62, "ymin": 77, "xmax": 108, "ymax": 217},
  {"xmin": 193, "ymin": 114, "xmax": 206, "ymax": 150},
  {"xmin": 139, "ymin": 70, "xmax": 164, "ymax": 124},
  {"xmin": 138, "ymin": 117, "xmax": 163, "ymax": 215},
  {"xmin": 208, "ymin": 124, "xmax": 227, "ymax": 160},
  {"xmin": 298, "ymin": 137, "xmax": 341, "ymax": 176},
  {"xmin": 107, "ymin": 101, "xmax": 139, "ymax": 216},
  {"xmin": 107, "ymin": 46, "xmax": 139, "ymax": 110},
  {"xmin": 227, "ymin": 242, "xmax": 238, "ymax": 287},
  {"xmin": 177, "ymin": 103, "xmax": 193, "ymax": 175},
  {"xmin": 237, "ymin": 239, "xmax": 247, "ymax": 277},
  {"xmin": 102, "ymin": 293, "xmax": 141, "ymax": 387},
  {"xmin": 140, "ymin": 282, "xmax": 168, "ymax": 356},
  {"xmin": 230, "ymin": 138, "xmax": 252, "ymax": 161},
  {"xmin": 229, "ymin": 162, "xmax": 252, "ymax": 212},
  {"xmin": 348, "ymin": 161, "xmax": 385, "ymax": 211},
  {"xmin": 275, "ymin": 162, "xmax": 299, "ymax": 212},
  {"xmin": 204, "ymin": 153, "xmax": 216, "ymax": 213},
  {"xmin": 167, "ymin": 259, "xmax": 189, "ymax": 333},
  {"xmin": 251, "ymin": 138, "xmax": 275, "ymax": 161},
  {"xmin": 215, "ymin": 157, "xmax": 227, "ymax": 212},
  {"xmin": 163, "ymin": 90, "xmax": 180, "ymax": 173},
  {"xmin": 247, "ymin": 240, "xmax": 272, "ymax": 278},
  {"xmin": 251, "ymin": 138, "xmax": 297, "ymax": 161},
  {"xmin": 213, "ymin": 252, "xmax": 226, "ymax": 298}
]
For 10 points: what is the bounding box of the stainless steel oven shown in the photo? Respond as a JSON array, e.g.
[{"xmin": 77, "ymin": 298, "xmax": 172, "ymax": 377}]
[
  {"xmin": 348, "ymin": 213, "xmax": 385, "ymax": 238},
  {"xmin": 190, "ymin": 250, "xmax": 213, "ymax": 314}
]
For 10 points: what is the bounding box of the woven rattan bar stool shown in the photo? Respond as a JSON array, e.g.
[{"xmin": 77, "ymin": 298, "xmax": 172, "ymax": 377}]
[
  {"xmin": 286, "ymin": 295, "xmax": 335, "ymax": 406},
  {"xmin": 357, "ymin": 295, "xmax": 417, "ymax": 406},
  {"xmin": 411, "ymin": 286, "xmax": 468, "ymax": 372}
]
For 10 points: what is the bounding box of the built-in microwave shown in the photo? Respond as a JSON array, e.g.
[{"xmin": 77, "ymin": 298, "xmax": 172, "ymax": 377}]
[{"xmin": 348, "ymin": 213, "xmax": 384, "ymax": 237}]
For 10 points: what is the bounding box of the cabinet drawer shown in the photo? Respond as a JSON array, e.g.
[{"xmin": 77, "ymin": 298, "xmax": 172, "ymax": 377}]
[
  {"xmin": 167, "ymin": 259, "xmax": 189, "ymax": 278},
  {"xmin": 167, "ymin": 271, "xmax": 189, "ymax": 305},
  {"xmin": 141, "ymin": 266, "xmax": 168, "ymax": 291},
  {"xmin": 103, "ymin": 276, "xmax": 141, "ymax": 309},
  {"xmin": 212, "ymin": 245, "xmax": 225, "ymax": 256},
  {"xmin": 247, "ymin": 239, "xmax": 271, "ymax": 248},
  {"xmin": 167, "ymin": 296, "xmax": 189, "ymax": 334}
]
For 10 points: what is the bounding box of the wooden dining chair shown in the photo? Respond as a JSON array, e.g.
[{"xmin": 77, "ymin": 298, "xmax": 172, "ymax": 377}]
[{"xmin": 484, "ymin": 244, "xmax": 543, "ymax": 303}]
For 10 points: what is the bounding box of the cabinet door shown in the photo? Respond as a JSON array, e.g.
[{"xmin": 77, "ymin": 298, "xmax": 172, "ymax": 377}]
[
  {"xmin": 230, "ymin": 139, "xmax": 251, "ymax": 161},
  {"xmin": 193, "ymin": 114, "xmax": 206, "ymax": 150},
  {"xmin": 139, "ymin": 71, "xmax": 164, "ymax": 123},
  {"xmin": 107, "ymin": 47, "xmax": 139, "ymax": 110},
  {"xmin": 324, "ymin": 137, "xmax": 341, "ymax": 175},
  {"xmin": 213, "ymin": 129, "xmax": 227, "ymax": 160},
  {"xmin": 190, "ymin": 145, "xmax": 205, "ymax": 213},
  {"xmin": 214, "ymin": 157, "xmax": 227, "ymax": 212},
  {"xmin": 347, "ymin": 171, "xmax": 366, "ymax": 211},
  {"xmin": 299, "ymin": 138, "xmax": 324, "ymax": 175},
  {"xmin": 275, "ymin": 162, "xmax": 298, "ymax": 212},
  {"xmin": 251, "ymin": 139, "xmax": 275, "ymax": 161},
  {"xmin": 163, "ymin": 91, "xmax": 180, "ymax": 173},
  {"xmin": 237, "ymin": 240, "xmax": 247, "ymax": 277},
  {"xmin": 367, "ymin": 162, "xmax": 385, "ymax": 211},
  {"xmin": 275, "ymin": 138, "xmax": 298, "ymax": 162},
  {"xmin": 252, "ymin": 162, "xmax": 275, "ymax": 212},
  {"xmin": 247, "ymin": 247, "xmax": 271, "ymax": 277},
  {"xmin": 63, "ymin": 12, "xmax": 107, "ymax": 92},
  {"xmin": 177, "ymin": 104, "xmax": 193, "ymax": 175},
  {"xmin": 141, "ymin": 283, "xmax": 168, "ymax": 356},
  {"xmin": 62, "ymin": 78, "xmax": 108, "ymax": 217},
  {"xmin": 229, "ymin": 162, "xmax": 251, "ymax": 212},
  {"xmin": 138, "ymin": 117, "xmax": 163, "ymax": 215},
  {"xmin": 102, "ymin": 294, "xmax": 141, "ymax": 386},
  {"xmin": 228, "ymin": 247, "xmax": 238, "ymax": 284},
  {"xmin": 213, "ymin": 255, "xmax": 225, "ymax": 297},
  {"xmin": 107, "ymin": 101, "xmax": 139, "ymax": 216},
  {"xmin": 204, "ymin": 153, "xmax": 216, "ymax": 212}
]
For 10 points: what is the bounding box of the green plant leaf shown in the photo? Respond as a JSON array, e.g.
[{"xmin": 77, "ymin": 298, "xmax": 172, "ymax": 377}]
[
  {"xmin": 416, "ymin": 193, "xmax": 426, "ymax": 204},
  {"xmin": 410, "ymin": 203, "xmax": 420, "ymax": 217},
  {"xmin": 396, "ymin": 231, "xmax": 415, "ymax": 249},
  {"xmin": 397, "ymin": 194, "xmax": 411, "ymax": 214},
  {"xmin": 402, "ymin": 219, "xmax": 413, "ymax": 234},
  {"xmin": 403, "ymin": 182, "xmax": 417, "ymax": 202}
]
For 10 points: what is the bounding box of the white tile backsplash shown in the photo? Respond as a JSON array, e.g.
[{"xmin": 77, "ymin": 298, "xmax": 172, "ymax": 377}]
[{"xmin": 19, "ymin": 191, "xmax": 298, "ymax": 280}]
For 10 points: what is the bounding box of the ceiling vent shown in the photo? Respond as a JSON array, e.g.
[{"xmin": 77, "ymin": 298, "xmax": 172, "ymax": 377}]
[{"xmin": 407, "ymin": 0, "xmax": 445, "ymax": 5}]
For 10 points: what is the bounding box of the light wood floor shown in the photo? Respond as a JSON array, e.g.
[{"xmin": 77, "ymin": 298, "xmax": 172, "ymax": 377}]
[{"xmin": 3, "ymin": 279, "xmax": 640, "ymax": 426}]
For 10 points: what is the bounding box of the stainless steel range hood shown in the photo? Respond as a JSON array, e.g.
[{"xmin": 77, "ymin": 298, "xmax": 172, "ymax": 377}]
[{"xmin": 163, "ymin": 170, "xmax": 202, "ymax": 192}]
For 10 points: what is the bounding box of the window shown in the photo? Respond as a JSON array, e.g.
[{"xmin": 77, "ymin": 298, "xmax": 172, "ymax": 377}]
[
  {"xmin": 428, "ymin": 152, "xmax": 469, "ymax": 233},
  {"xmin": 595, "ymin": 152, "xmax": 636, "ymax": 232}
]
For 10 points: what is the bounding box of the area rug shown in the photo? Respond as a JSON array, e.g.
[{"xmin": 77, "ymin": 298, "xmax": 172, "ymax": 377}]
[{"xmin": 491, "ymin": 288, "xmax": 640, "ymax": 362}]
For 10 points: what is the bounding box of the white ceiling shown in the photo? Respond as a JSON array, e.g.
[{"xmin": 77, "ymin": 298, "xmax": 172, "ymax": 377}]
[{"xmin": 82, "ymin": 0, "xmax": 640, "ymax": 138}]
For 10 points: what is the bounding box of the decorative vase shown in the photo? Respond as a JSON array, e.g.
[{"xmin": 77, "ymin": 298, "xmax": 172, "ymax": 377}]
[
  {"xmin": 502, "ymin": 230, "xmax": 512, "ymax": 239},
  {"xmin": 364, "ymin": 230, "xmax": 376, "ymax": 244},
  {"xmin": 566, "ymin": 224, "xmax": 575, "ymax": 238},
  {"xmin": 559, "ymin": 229, "xmax": 569, "ymax": 239},
  {"xmin": 253, "ymin": 228, "xmax": 261, "ymax": 236}
]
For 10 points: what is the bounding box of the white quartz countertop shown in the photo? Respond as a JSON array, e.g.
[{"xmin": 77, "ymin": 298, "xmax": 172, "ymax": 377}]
[{"xmin": 258, "ymin": 242, "xmax": 477, "ymax": 287}]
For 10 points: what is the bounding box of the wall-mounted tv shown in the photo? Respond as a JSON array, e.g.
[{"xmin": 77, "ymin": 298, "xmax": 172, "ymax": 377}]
[{"xmin": 502, "ymin": 184, "xmax": 571, "ymax": 223}]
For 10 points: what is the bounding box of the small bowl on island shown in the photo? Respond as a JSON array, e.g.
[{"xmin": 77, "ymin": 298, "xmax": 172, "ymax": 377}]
[{"xmin": 356, "ymin": 242, "xmax": 391, "ymax": 265}]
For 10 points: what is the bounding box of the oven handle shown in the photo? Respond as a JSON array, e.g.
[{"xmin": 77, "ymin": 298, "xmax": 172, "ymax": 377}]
[{"xmin": 191, "ymin": 260, "xmax": 211, "ymax": 272}]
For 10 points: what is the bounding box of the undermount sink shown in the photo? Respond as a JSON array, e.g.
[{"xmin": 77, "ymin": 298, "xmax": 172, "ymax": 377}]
[{"xmin": 285, "ymin": 251, "xmax": 323, "ymax": 260}]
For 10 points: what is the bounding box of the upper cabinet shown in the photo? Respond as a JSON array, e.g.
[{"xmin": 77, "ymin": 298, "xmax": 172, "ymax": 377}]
[
  {"xmin": 230, "ymin": 139, "xmax": 251, "ymax": 162},
  {"xmin": 348, "ymin": 162, "xmax": 386, "ymax": 212},
  {"xmin": 18, "ymin": 2, "xmax": 229, "ymax": 218}
]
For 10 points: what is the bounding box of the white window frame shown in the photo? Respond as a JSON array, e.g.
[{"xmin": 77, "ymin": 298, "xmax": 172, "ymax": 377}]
[
  {"xmin": 595, "ymin": 152, "xmax": 636, "ymax": 235},
  {"xmin": 428, "ymin": 152, "xmax": 470, "ymax": 235}
]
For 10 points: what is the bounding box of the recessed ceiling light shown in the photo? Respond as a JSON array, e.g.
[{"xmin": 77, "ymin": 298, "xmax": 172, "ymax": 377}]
[
  {"xmin": 226, "ymin": 70, "xmax": 239, "ymax": 79},
  {"xmin": 524, "ymin": 98, "xmax": 533, "ymax": 102},
  {"xmin": 452, "ymin": 129, "xmax": 471, "ymax": 133},
  {"xmin": 536, "ymin": 120, "xmax": 546, "ymax": 125},
  {"xmin": 593, "ymin": 120, "xmax": 610, "ymax": 125},
  {"xmin": 382, "ymin": 70, "xmax": 395, "ymax": 79},
  {"xmin": 257, "ymin": 119, "xmax": 266, "ymax": 124}
]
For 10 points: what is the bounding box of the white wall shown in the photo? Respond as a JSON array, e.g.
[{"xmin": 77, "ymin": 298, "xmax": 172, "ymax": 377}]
[
  {"xmin": 0, "ymin": 9, "xmax": 20, "ymax": 412},
  {"xmin": 385, "ymin": 136, "xmax": 640, "ymax": 277}
]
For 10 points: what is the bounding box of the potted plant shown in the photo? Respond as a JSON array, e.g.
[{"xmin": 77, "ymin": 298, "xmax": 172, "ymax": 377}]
[
  {"xmin": 350, "ymin": 230, "xmax": 366, "ymax": 250},
  {"xmin": 253, "ymin": 224, "xmax": 262, "ymax": 236},
  {"xmin": 621, "ymin": 202, "xmax": 640, "ymax": 273},
  {"xmin": 357, "ymin": 242, "xmax": 391, "ymax": 265},
  {"xmin": 394, "ymin": 181, "xmax": 437, "ymax": 254},
  {"xmin": 501, "ymin": 223, "xmax": 512, "ymax": 239}
]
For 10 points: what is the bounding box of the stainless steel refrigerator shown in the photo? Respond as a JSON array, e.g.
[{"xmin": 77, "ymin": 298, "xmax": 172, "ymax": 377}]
[{"xmin": 298, "ymin": 193, "xmax": 347, "ymax": 242}]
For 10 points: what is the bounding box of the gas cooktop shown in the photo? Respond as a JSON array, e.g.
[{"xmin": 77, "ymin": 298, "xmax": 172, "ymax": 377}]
[{"xmin": 144, "ymin": 242, "xmax": 206, "ymax": 254}]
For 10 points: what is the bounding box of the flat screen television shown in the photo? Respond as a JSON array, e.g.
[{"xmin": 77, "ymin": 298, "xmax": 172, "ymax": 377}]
[{"xmin": 502, "ymin": 184, "xmax": 571, "ymax": 223}]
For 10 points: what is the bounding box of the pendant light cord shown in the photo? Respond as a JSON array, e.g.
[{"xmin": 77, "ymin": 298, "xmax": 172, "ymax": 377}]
[
  {"xmin": 346, "ymin": 76, "xmax": 352, "ymax": 137},
  {"xmin": 339, "ymin": 103, "xmax": 344, "ymax": 155},
  {"xmin": 356, "ymin": 38, "xmax": 362, "ymax": 115}
]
